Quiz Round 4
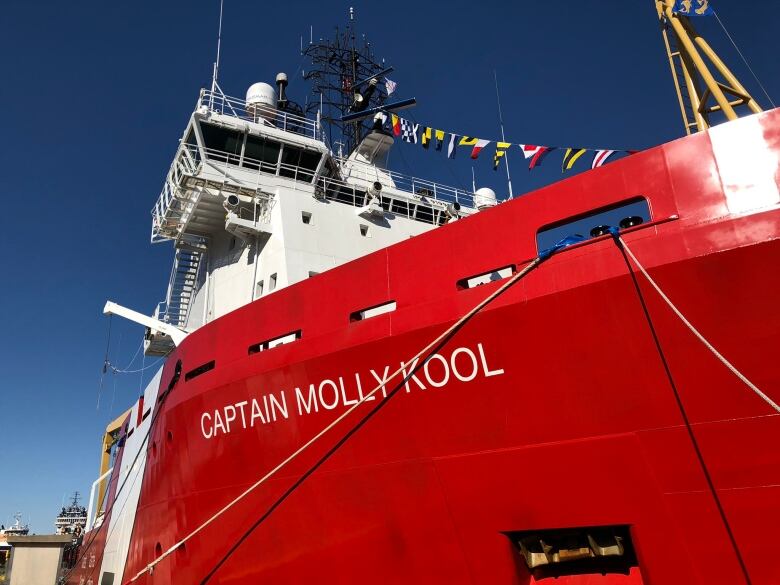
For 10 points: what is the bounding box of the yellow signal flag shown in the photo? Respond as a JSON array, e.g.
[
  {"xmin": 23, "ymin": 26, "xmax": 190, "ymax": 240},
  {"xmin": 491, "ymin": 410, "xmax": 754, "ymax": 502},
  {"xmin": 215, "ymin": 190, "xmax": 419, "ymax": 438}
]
[
  {"xmin": 459, "ymin": 136, "xmax": 479, "ymax": 146},
  {"xmin": 493, "ymin": 141, "xmax": 511, "ymax": 170},
  {"xmin": 562, "ymin": 147, "xmax": 588, "ymax": 172},
  {"xmin": 421, "ymin": 127, "xmax": 433, "ymax": 149}
]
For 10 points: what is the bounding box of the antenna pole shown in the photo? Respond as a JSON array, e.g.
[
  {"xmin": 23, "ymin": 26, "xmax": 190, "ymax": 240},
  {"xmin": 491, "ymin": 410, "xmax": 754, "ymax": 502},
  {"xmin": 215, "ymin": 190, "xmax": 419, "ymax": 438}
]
[
  {"xmin": 471, "ymin": 167, "xmax": 476, "ymax": 192},
  {"xmin": 493, "ymin": 70, "xmax": 514, "ymax": 199},
  {"xmin": 211, "ymin": 0, "xmax": 225, "ymax": 96}
]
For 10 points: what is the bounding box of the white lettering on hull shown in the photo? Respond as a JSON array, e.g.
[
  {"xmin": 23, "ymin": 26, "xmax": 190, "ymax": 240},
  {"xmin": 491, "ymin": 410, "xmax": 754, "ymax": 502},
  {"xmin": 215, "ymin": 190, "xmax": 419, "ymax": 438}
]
[{"xmin": 199, "ymin": 342, "xmax": 505, "ymax": 439}]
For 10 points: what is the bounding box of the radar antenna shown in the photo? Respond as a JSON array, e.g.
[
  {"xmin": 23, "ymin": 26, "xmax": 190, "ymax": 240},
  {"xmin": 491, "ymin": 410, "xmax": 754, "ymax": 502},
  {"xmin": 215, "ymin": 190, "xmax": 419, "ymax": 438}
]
[{"xmin": 655, "ymin": 0, "xmax": 762, "ymax": 134}]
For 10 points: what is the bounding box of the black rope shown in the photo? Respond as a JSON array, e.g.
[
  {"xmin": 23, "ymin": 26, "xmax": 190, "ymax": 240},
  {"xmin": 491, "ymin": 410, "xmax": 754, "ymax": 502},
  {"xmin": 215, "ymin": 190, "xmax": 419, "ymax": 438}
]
[
  {"xmin": 198, "ymin": 256, "xmax": 546, "ymax": 584},
  {"xmin": 97, "ymin": 314, "xmax": 113, "ymax": 411},
  {"xmin": 612, "ymin": 236, "xmax": 752, "ymax": 585}
]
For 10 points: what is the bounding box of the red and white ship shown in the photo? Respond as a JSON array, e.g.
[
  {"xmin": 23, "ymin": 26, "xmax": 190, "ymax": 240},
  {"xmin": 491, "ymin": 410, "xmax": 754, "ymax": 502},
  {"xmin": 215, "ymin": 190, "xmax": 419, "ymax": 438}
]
[{"xmin": 67, "ymin": 3, "xmax": 780, "ymax": 584}]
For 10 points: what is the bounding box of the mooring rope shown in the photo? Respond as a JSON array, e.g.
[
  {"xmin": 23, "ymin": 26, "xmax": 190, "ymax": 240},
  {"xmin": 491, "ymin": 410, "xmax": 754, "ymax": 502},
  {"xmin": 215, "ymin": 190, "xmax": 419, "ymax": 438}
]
[{"xmin": 616, "ymin": 232, "xmax": 779, "ymax": 414}]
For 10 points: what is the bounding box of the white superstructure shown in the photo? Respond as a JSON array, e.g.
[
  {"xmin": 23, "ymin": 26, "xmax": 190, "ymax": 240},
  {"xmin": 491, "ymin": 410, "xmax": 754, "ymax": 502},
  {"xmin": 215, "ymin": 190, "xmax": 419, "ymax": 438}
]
[{"xmin": 144, "ymin": 85, "xmax": 479, "ymax": 355}]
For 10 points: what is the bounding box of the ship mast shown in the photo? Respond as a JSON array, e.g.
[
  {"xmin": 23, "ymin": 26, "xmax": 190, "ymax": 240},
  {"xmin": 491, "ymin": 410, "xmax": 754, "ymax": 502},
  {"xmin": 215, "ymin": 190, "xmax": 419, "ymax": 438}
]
[
  {"xmin": 302, "ymin": 8, "xmax": 389, "ymax": 154},
  {"xmin": 655, "ymin": 0, "xmax": 763, "ymax": 134}
]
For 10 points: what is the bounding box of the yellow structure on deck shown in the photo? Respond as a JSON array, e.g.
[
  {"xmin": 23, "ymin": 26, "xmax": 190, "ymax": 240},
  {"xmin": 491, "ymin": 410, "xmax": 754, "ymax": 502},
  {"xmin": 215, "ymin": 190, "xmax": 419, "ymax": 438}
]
[
  {"xmin": 96, "ymin": 409, "xmax": 130, "ymax": 516},
  {"xmin": 656, "ymin": 0, "xmax": 762, "ymax": 134}
]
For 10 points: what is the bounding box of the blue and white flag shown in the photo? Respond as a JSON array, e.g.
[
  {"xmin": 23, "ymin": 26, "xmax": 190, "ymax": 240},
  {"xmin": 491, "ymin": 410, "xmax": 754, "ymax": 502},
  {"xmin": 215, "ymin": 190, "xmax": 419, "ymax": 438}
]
[
  {"xmin": 673, "ymin": 0, "xmax": 713, "ymax": 16},
  {"xmin": 400, "ymin": 119, "xmax": 418, "ymax": 143},
  {"xmin": 385, "ymin": 77, "xmax": 398, "ymax": 95},
  {"xmin": 447, "ymin": 133, "xmax": 458, "ymax": 159}
]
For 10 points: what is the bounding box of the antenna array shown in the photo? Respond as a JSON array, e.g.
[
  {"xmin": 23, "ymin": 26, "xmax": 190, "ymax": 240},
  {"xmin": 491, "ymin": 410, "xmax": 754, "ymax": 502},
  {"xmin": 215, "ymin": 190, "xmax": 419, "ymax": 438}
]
[{"xmin": 302, "ymin": 11, "xmax": 389, "ymax": 154}]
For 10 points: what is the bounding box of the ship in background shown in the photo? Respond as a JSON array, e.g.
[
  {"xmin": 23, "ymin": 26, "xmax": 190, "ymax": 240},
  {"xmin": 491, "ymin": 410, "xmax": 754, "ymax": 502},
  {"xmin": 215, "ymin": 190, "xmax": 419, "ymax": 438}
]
[
  {"xmin": 0, "ymin": 514, "xmax": 29, "ymax": 538},
  {"xmin": 55, "ymin": 493, "xmax": 87, "ymax": 536},
  {"xmin": 66, "ymin": 2, "xmax": 779, "ymax": 584}
]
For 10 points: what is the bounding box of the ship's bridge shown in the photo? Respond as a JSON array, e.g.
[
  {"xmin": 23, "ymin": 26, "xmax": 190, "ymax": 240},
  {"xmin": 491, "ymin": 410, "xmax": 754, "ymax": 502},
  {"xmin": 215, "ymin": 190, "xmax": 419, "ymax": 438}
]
[
  {"xmin": 151, "ymin": 89, "xmax": 477, "ymax": 248},
  {"xmin": 145, "ymin": 87, "xmax": 485, "ymax": 354},
  {"xmin": 151, "ymin": 88, "xmax": 329, "ymax": 247}
]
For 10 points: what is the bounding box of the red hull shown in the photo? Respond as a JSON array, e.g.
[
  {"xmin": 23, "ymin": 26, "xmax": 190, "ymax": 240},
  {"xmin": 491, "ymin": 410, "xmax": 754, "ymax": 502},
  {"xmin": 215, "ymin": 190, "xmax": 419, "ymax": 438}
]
[{"xmin": 72, "ymin": 109, "xmax": 780, "ymax": 584}]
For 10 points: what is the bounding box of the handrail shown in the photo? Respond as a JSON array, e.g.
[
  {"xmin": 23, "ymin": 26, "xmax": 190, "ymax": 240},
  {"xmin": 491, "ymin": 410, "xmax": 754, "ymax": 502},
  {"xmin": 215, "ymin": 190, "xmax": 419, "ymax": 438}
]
[
  {"xmin": 336, "ymin": 157, "xmax": 474, "ymax": 208},
  {"xmin": 151, "ymin": 142, "xmax": 476, "ymax": 242},
  {"xmin": 198, "ymin": 89, "xmax": 320, "ymax": 141}
]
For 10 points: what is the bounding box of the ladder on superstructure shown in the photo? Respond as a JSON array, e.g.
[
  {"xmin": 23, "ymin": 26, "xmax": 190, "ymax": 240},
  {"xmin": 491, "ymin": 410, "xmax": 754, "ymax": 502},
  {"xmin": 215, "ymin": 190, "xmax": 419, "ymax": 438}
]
[{"xmin": 158, "ymin": 248, "xmax": 202, "ymax": 329}]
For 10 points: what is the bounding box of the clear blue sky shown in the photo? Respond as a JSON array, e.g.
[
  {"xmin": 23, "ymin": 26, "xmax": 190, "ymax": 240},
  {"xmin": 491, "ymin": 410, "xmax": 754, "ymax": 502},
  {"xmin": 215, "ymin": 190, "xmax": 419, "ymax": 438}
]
[{"xmin": 1, "ymin": 1, "xmax": 777, "ymax": 533}]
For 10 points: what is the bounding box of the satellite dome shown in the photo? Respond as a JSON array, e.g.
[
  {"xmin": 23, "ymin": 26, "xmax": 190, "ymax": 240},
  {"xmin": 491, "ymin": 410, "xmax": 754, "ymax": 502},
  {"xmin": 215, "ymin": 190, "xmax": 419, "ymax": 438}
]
[
  {"xmin": 474, "ymin": 187, "xmax": 498, "ymax": 210},
  {"xmin": 246, "ymin": 82, "xmax": 277, "ymax": 122}
]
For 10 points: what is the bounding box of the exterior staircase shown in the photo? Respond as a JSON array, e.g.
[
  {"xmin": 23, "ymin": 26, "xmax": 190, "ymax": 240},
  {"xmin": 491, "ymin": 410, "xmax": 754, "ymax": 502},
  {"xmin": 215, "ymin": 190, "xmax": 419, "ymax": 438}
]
[
  {"xmin": 146, "ymin": 246, "xmax": 204, "ymax": 356},
  {"xmin": 160, "ymin": 247, "xmax": 203, "ymax": 329}
]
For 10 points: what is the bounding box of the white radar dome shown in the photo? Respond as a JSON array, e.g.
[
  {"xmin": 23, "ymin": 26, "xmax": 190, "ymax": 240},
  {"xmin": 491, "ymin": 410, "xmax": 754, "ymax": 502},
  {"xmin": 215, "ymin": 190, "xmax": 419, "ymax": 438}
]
[
  {"xmin": 474, "ymin": 187, "xmax": 498, "ymax": 210},
  {"xmin": 246, "ymin": 82, "xmax": 277, "ymax": 122}
]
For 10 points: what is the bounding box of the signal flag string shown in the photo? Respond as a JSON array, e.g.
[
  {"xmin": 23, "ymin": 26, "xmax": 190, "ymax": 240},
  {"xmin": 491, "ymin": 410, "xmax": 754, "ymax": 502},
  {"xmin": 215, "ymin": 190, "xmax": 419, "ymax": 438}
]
[{"xmin": 386, "ymin": 111, "xmax": 637, "ymax": 172}]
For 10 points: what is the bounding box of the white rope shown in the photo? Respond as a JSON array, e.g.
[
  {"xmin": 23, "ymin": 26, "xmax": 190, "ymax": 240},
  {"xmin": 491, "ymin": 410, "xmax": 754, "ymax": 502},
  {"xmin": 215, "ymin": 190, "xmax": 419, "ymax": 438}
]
[
  {"xmin": 110, "ymin": 359, "xmax": 163, "ymax": 375},
  {"xmin": 121, "ymin": 340, "xmax": 144, "ymax": 372},
  {"xmin": 127, "ymin": 257, "xmax": 543, "ymax": 582},
  {"xmin": 619, "ymin": 235, "xmax": 780, "ymax": 414}
]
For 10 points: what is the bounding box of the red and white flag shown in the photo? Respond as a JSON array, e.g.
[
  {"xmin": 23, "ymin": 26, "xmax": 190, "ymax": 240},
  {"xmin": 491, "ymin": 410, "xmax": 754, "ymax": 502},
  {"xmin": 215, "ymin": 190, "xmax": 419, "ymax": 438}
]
[
  {"xmin": 470, "ymin": 139, "xmax": 491, "ymax": 159},
  {"xmin": 519, "ymin": 144, "xmax": 544, "ymax": 159},
  {"xmin": 592, "ymin": 149, "xmax": 616, "ymax": 169},
  {"xmin": 520, "ymin": 144, "xmax": 554, "ymax": 169}
]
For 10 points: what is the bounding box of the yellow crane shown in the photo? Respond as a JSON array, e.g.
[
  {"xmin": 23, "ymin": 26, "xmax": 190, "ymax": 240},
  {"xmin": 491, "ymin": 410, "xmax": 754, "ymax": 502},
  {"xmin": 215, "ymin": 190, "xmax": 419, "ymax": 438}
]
[{"xmin": 656, "ymin": 0, "xmax": 762, "ymax": 134}]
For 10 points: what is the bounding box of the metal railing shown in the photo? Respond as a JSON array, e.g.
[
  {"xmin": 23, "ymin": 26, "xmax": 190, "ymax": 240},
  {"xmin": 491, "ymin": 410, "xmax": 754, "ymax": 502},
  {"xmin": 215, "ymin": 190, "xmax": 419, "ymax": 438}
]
[
  {"xmin": 338, "ymin": 158, "xmax": 475, "ymax": 209},
  {"xmin": 315, "ymin": 175, "xmax": 455, "ymax": 226},
  {"xmin": 199, "ymin": 89, "xmax": 320, "ymax": 141},
  {"xmin": 151, "ymin": 142, "xmax": 281, "ymax": 242},
  {"xmin": 151, "ymin": 141, "xmax": 477, "ymax": 242}
]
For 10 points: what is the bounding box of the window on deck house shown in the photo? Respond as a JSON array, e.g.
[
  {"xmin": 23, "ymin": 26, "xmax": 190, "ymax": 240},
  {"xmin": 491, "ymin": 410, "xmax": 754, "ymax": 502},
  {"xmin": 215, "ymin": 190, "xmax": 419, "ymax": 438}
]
[
  {"xmin": 243, "ymin": 135, "xmax": 281, "ymax": 173},
  {"xmin": 279, "ymin": 146, "xmax": 321, "ymax": 182},
  {"xmin": 200, "ymin": 123, "xmax": 243, "ymax": 164}
]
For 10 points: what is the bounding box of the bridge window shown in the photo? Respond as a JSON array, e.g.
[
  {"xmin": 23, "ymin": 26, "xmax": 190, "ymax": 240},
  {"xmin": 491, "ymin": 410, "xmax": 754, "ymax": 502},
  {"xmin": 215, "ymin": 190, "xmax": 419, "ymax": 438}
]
[
  {"xmin": 184, "ymin": 128, "xmax": 198, "ymax": 147},
  {"xmin": 280, "ymin": 146, "xmax": 321, "ymax": 182},
  {"xmin": 391, "ymin": 199, "xmax": 409, "ymax": 216},
  {"xmin": 183, "ymin": 127, "xmax": 201, "ymax": 164},
  {"xmin": 243, "ymin": 135, "xmax": 281, "ymax": 173},
  {"xmin": 415, "ymin": 205, "xmax": 433, "ymax": 223},
  {"xmin": 200, "ymin": 123, "xmax": 243, "ymax": 164}
]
